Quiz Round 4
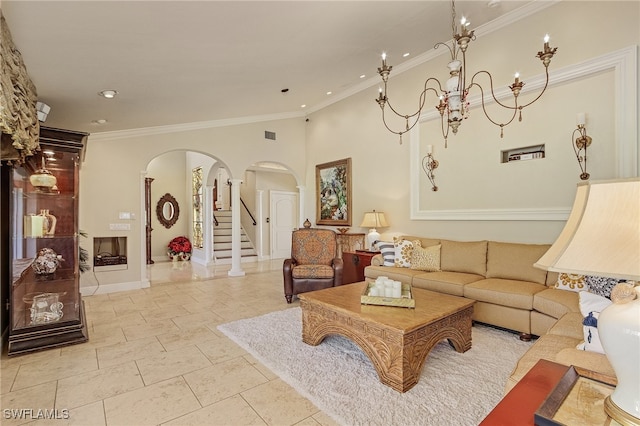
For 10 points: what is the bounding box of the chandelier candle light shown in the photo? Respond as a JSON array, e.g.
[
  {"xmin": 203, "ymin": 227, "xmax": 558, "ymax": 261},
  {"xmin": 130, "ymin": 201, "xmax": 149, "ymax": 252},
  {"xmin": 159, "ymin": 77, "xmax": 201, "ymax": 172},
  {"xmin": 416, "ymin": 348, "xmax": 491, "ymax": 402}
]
[{"xmin": 376, "ymin": 0, "xmax": 557, "ymax": 146}]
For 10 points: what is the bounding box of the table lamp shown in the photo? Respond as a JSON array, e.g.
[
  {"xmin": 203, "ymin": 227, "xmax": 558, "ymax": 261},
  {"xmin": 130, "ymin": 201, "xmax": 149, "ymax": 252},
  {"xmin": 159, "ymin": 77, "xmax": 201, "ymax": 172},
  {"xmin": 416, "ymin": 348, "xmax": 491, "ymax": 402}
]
[
  {"xmin": 534, "ymin": 178, "xmax": 640, "ymax": 425},
  {"xmin": 360, "ymin": 210, "xmax": 389, "ymax": 251}
]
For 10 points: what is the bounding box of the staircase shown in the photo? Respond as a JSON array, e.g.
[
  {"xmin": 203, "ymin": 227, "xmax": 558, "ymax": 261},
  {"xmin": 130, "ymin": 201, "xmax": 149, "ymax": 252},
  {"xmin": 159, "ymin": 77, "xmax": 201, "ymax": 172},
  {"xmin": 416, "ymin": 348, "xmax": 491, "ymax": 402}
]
[{"xmin": 213, "ymin": 210, "xmax": 258, "ymax": 263}]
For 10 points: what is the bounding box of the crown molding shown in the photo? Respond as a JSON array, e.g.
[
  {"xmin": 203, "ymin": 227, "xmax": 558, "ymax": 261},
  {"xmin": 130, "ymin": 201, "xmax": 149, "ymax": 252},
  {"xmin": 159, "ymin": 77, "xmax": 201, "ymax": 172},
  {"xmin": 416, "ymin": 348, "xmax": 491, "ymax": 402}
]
[{"xmin": 89, "ymin": 111, "xmax": 305, "ymax": 142}]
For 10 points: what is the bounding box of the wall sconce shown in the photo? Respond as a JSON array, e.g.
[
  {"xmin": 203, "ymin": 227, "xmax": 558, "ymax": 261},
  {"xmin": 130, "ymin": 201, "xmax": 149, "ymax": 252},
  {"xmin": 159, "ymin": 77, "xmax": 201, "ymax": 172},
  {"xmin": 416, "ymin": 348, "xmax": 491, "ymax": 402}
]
[
  {"xmin": 573, "ymin": 113, "xmax": 592, "ymax": 180},
  {"xmin": 422, "ymin": 145, "xmax": 439, "ymax": 191}
]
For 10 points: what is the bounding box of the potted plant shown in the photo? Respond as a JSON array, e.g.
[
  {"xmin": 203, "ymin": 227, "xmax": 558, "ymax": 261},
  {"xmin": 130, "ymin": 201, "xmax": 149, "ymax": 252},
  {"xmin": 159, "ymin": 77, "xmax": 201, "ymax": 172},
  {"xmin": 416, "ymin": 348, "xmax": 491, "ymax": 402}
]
[{"xmin": 168, "ymin": 236, "xmax": 192, "ymax": 261}]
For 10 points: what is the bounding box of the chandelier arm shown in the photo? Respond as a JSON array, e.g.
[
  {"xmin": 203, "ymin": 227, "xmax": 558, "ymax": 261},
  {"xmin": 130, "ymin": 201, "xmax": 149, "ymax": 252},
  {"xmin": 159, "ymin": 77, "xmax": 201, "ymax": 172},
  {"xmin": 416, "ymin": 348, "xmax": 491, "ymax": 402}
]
[
  {"xmin": 385, "ymin": 79, "xmax": 442, "ymax": 119},
  {"xmin": 380, "ymin": 108, "xmax": 421, "ymax": 136},
  {"xmin": 434, "ymin": 41, "xmax": 456, "ymax": 61},
  {"xmin": 468, "ymin": 81, "xmax": 519, "ymax": 128},
  {"xmin": 468, "ymin": 70, "xmax": 520, "ymax": 110},
  {"xmin": 518, "ymin": 67, "xmax": 551, "ymax": 109}
]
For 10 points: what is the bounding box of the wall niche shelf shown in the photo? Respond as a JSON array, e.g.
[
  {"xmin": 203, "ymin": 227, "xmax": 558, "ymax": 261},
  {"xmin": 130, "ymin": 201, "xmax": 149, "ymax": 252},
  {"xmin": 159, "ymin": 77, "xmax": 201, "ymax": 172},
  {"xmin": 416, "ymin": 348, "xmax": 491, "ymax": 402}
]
[{"xmin": 501, "ymin": 145, "xmax": 545, "ymax": 164}]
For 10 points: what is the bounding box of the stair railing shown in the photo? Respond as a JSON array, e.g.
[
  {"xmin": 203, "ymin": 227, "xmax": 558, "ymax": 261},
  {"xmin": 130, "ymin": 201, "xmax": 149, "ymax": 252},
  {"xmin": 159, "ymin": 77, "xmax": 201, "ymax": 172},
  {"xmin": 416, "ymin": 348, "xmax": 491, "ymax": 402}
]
[
  {"xmin": 212, "ymin": 212, "xmax": 219, "ymax": 226},
  {"xmin": 240, "ymin": 198, "xmax": 257, "ymax": 226}
]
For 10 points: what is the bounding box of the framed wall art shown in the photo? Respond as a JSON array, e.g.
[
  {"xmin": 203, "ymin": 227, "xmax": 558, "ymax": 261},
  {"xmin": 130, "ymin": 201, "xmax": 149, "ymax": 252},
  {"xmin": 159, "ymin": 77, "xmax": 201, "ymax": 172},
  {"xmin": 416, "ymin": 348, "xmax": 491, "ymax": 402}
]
[{"xmin": 316, "ymin": 157, "xmax": 352, "ymax": 226}]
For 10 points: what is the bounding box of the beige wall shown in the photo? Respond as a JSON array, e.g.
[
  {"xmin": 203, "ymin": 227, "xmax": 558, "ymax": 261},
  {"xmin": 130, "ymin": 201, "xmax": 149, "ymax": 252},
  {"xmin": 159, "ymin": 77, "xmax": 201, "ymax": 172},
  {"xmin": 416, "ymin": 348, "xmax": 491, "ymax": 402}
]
[
  {"xmin": 80, "ymin": 118, "xmax": 306, "ymax": 290},
  {"xmin": 305, "ymin": 1, "xmax": 639, "ymax": 244},
  {"xmin": 79, "ymin": 1, "xmax": 639, "ymax": 291}
]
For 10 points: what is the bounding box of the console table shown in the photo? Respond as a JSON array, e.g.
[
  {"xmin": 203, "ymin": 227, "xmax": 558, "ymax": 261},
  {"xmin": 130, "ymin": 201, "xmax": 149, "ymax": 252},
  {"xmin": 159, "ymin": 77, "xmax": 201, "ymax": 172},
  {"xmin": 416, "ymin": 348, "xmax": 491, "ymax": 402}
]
[{"xmin": 335, "ymin": 232, "xmax": 365, "ymax": 256}]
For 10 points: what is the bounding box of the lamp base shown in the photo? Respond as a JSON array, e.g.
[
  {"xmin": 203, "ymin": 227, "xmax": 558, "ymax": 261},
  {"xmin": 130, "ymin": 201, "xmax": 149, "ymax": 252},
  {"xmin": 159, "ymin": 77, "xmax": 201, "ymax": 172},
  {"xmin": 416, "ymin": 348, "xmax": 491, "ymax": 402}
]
[
  {"xmin": 604, "ymin": 396, "xmax": 640, "ymax": 426},
  {"xmin": 366, "ymin": 229, "xmax": 380, "ymax": 251}
]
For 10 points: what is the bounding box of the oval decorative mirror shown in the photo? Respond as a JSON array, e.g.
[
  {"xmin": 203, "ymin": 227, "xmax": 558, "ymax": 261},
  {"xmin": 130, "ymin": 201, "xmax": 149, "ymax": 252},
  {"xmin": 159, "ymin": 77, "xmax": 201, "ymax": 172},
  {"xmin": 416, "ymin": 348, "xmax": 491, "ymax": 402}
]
[{"xmin": 156, "ymin": 193, "xmax": 180, "ymax": 228}]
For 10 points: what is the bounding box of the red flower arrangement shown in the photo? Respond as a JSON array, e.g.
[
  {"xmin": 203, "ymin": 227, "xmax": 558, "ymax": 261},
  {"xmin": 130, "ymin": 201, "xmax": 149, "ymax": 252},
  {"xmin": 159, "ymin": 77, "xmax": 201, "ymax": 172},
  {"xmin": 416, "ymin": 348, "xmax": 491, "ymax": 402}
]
[{"xmin": 168, "ymin": 236, "xmax": 192, "ymax": 257}]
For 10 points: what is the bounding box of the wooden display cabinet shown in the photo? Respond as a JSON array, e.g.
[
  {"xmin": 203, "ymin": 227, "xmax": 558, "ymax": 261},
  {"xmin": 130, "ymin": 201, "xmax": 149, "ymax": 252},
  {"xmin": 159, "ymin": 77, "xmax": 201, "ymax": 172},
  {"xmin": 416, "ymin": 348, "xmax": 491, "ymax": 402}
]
[{"xmin": 7, "ymin": 127, "xmax": 89, "ymax": 355}]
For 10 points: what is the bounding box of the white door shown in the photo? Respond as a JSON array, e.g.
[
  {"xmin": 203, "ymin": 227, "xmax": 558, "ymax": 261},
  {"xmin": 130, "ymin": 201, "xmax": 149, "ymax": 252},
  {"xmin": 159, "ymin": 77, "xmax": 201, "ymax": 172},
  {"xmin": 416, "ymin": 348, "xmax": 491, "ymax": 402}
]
[{"xmin": 270, "ymin": 191, "xmax": 298, "ymax": 259}]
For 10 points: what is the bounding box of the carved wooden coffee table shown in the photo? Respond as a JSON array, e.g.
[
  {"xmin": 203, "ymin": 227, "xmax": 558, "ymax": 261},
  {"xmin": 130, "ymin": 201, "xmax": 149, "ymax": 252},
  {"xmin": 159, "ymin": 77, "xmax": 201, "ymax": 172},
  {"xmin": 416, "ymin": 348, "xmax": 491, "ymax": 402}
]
[{"xmin": 298, "ymin": 281, "xmax": 474, "ymax": 392}]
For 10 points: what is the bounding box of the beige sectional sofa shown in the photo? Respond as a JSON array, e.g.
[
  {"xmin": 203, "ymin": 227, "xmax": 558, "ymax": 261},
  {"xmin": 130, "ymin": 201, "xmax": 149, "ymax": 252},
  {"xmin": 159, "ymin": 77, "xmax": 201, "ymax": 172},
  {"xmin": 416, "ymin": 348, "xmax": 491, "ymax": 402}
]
[{"xmin": 363, "ymin": 236, "xmax": 615, "ymax": 392}]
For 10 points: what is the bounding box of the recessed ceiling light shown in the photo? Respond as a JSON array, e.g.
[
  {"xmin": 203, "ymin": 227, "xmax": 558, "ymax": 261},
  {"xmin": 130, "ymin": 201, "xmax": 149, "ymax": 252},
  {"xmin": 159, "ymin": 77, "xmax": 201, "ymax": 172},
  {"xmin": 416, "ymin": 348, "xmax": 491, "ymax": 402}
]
[
  {"xmin": 98, "ymin": 90, "xmax": 118, "ymax": 99},
  {"xmin": 403, "ymin": 53, "xmax": 410, "ymax": 57},
  {"xmin": 360, "ymin": 74, "xmax": 366, "ymax": 79},
  {"xmin": 91, "ymin": 119, "xmax": 108, "ymax": 125},
  {"xmin": 326, "ymin": 91, "xmax": 332, "ymax": 95},
  {"xmin": 301, "ymin": 104, "xmax": 306, "ymax": 108}
]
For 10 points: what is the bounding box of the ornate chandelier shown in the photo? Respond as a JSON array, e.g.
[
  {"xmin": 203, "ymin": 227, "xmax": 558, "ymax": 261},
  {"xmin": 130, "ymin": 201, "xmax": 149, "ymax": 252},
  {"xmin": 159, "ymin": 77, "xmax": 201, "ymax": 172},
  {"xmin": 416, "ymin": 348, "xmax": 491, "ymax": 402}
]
[{"xmin": 376, "ymin": 0, "xmax": 557, "ymax": 146}]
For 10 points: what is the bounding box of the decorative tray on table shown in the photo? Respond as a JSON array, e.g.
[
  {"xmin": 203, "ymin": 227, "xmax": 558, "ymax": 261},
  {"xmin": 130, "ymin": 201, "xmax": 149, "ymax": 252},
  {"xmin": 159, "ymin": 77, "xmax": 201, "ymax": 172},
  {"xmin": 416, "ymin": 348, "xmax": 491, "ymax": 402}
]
[{"xmin": 360, "ymin": 280, "xmax": 415, "ymax": 308}]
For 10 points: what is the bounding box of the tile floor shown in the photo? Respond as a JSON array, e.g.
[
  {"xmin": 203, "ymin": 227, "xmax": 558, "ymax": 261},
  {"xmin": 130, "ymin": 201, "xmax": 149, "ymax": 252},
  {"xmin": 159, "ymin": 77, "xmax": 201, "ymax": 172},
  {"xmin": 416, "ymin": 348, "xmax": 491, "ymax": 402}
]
[{"xmin": 1, "ymin": 260, "xmax": 339, "ymax": 426}]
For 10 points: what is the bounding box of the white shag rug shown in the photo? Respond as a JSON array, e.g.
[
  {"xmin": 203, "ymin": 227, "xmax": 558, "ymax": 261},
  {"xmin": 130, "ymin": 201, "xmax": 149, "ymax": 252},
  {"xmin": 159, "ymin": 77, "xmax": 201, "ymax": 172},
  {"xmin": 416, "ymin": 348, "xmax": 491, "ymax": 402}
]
[{"xmin": 217, "ymin": 307, "xmax": 531, "ymax": 426}]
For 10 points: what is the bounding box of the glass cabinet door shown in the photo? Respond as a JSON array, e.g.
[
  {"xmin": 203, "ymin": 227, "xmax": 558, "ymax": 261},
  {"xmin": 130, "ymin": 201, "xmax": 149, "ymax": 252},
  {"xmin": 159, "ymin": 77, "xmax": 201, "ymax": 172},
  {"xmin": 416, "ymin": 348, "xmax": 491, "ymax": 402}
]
[{"xmin": 8, "ymin": 127, "xmax": 89, "ymax": 356}]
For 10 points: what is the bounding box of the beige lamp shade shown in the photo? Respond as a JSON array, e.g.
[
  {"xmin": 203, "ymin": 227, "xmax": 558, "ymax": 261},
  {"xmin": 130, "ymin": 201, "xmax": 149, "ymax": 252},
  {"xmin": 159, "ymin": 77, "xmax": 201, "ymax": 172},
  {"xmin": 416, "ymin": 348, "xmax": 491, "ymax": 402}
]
[
  {"xmin": 534, "ymin": 178, "xmax": 640, "ymax": 280},
  {"xmin": 360, "ymin": 211, "xmax": 389, "ymax": 251},
  {"xmin": 360, "ymin": 211, "xmax": 389, "ymax": 228}
]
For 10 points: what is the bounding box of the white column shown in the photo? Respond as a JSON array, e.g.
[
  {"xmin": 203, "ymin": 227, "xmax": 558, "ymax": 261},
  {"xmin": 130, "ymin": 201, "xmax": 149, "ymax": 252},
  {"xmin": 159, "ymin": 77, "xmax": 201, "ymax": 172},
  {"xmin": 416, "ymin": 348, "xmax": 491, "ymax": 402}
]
[
  {"xmin": 228, "ymin": 178, "xmax": 245, "ymax": 277},
  {"xmin": 296, "ymin": 185, "xmax": 306, "ymax": 228}
]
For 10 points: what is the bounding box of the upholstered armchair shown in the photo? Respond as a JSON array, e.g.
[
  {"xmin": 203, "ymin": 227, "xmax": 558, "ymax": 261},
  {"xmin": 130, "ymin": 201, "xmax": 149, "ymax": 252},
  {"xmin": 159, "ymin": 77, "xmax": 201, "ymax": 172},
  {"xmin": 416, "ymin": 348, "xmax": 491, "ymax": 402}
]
[{"xmin": 283, "ymin": 228, "xmax": 343, "ymax": 303}]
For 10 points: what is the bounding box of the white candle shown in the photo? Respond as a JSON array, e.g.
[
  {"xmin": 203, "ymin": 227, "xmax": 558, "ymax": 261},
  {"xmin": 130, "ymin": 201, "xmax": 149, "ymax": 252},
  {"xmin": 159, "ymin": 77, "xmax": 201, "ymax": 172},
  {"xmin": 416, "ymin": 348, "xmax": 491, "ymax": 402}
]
[
  {"xmin": 576, "ymin": 113, "xmax": 586, "ymax": 126},
  {"xmin": 369, "ymin": 287, "xmax": 378, "ymax": 297},
  {"xmin": 426, "ymin": 145, "xmax": 433, "ymax": 154}
]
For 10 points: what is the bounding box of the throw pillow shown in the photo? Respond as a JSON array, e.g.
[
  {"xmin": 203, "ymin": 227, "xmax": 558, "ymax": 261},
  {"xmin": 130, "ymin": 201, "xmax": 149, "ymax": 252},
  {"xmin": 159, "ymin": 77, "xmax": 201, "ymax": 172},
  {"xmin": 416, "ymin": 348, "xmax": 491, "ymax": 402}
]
[
  {"xmin": 554, "ymin": 273, "xmax": 588, "ymax": 292},
  {"xmin": 586, "ymin": 275, "xmax": 619, "ymax": 299},
  {"xmin": 394, "ymin": 238, "xmax": 421, "ymax": 268},
  {"xmin": 375, "ymin": 241, "xmax": 395, "ymax": 267},
  {"xmin": 410, "ymin": 244, "xmax": 442, "ymax": 272},
  {"xmin": 578, "ymin": 311, "xmax": 606, "ymax": 354},
  {"xmin": 576, "ymin": 290, "xmax": 612, "ymax": 354}
]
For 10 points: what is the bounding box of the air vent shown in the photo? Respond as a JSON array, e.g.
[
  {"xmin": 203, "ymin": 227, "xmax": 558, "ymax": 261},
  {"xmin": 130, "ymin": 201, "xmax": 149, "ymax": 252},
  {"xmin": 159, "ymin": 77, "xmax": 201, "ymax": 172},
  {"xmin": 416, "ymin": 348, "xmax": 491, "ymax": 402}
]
[{"xmin": 265, "ymin": 131, "xmax": 276, "ymax": 141}]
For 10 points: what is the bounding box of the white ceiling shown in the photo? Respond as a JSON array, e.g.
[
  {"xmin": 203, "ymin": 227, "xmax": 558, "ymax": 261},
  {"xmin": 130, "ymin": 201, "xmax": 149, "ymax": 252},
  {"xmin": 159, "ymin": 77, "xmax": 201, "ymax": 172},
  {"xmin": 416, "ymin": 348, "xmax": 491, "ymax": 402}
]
[{"xmin": 2, "ymin": 1, "xmax": 531, "ymax": 134}]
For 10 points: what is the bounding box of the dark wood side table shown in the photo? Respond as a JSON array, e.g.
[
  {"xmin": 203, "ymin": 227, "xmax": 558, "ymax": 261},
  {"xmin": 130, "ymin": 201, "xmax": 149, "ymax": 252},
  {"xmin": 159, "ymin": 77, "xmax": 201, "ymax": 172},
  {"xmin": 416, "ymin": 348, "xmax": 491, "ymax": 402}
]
[
  {"xmin": 480, "ymin": 359, "xmax": 619, "ymax": 426},
  {"xmin": 480, "ymin": 359, "xmax": 569, "ymax": 426},
  {"xmin": 342, "ymin": 250, "xmax": 379, "ymax": 284}
]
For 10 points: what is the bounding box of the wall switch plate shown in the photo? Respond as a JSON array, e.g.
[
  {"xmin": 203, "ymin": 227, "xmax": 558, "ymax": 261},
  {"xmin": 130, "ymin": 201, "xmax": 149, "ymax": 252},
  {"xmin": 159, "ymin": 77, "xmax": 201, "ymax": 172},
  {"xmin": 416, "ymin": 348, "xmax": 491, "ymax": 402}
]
[
  {"xmin": 109, "ymin": 223, "xmax": 131, "ymax": 231},
  {"xmin": 118, "ymin": 212, "xmax": 131, "ymax": 220}
]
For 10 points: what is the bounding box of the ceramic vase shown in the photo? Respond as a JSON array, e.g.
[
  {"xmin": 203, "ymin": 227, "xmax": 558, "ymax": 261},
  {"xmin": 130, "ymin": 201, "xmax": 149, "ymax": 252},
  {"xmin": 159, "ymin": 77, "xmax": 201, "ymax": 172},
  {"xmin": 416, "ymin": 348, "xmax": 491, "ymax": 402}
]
[
  {"xmin": 39, "ymin": 209, "xmax": 57, "ymax": 236},
  {"xmin": 599, "ymin": 285, "xmax": 640, "ymax": 424}
]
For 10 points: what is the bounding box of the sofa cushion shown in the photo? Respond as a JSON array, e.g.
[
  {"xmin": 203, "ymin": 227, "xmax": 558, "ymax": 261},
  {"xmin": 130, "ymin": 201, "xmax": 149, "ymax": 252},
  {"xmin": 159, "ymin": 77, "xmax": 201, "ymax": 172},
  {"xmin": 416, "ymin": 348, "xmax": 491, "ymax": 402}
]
[
  {"xmin": 578, "ymin": 290, "xmax": 612, "ymax": 317},
  {"xmin": 555, "ymin": 348, "xmax": 616, "ymax": 379},
  {"xmin": 464, "ymin": 278, "xmax": 547, "ymax": 310},
  {"xmin": 547, "ymin": 312, "xmax": 584, "ymax": 339},
  {"xmin": 412, "ymin": 271, "xmax": 483, "ymax": 297},
  {"xmin": 364, "ymin": 265, "xmax": 424, "ymax": 284},
  {"xmin": 533, "ymin": 288, "xmax": 580, "ymax": 320},
  {"xmin": 486, "ymin": 241, "xmax": 550, "ymax": 285},
  {"xmin": 401, "ymin": 236, "xmax": 440, "ymax": 248},
  {"xmin": 292, "ymin": 264, "xmax": 334, "ymax": 279},
  {"xmin": 375, "ymin": 241, "xmax": 395, "ymax": 266},
  {"xmin": 394, "ymin": 238, "xmax": 421, "ymax": 268},
  {"xmin": 554, "ymin": 273, "xmax": 588, "ymax": 292},
  {"xmin": 585, "ymin": 275, "xmax": 619, "ymax": 299},
  {"xmin": 410, "ymin": 244, "xmax": 441, "ymax": 272},
  {"xmin": 578, "ymin": 312, "xmax": 606, "ymax": 354},
  {"xmin": 440, "ymin": 240, "xmax": 487, "ymax": 277},
  {"xmin": 505, "ymin": 333, "xmax": 583, "ymax": 393}
]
